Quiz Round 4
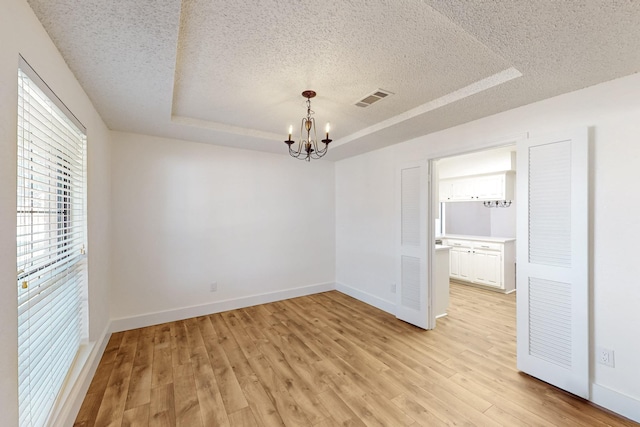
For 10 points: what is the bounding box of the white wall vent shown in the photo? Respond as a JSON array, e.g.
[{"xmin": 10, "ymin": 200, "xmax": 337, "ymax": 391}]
[{"xmin": 355, "ymin": 89, "xmax": 393, "ymax": 107}]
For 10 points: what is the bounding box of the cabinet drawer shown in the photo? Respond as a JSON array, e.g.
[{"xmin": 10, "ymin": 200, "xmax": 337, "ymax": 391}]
[
  {"xmin": 473, "ymin": 242, "xmax": 502, "ymax": 251},
  {"xmin": 445, "ymin": 239, "xmax": 471, "ymax": 248}
]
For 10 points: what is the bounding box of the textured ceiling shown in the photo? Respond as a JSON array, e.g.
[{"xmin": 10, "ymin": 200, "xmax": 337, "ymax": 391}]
[{"xmin": 25, "ymin": 0, "xmax": 640, "ymax": 160}]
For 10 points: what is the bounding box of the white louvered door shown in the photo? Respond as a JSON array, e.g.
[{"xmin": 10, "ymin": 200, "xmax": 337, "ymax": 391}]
[
  {"xmin": 396, "ymin": 161, "xmax": 432, "ymax": 329},
  {"xmin": 516, "ymin": 128, "xmax": 589, "ymax": 398}
]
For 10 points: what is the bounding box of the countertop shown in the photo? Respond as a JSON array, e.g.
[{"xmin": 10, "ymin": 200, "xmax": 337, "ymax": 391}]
[
  {"xmin": 441, "ymin": 234, "xmax": 516, "ymax": 243},
  {"xmin": 435, "ymin": 244, "xmax": 451, "ymax": 251}
]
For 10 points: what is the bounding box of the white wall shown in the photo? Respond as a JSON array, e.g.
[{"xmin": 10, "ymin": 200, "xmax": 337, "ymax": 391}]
[
  {"xmin": 336, "ymin": 73, "xmax": 640, "ymax": 418},
  {"xmin": 110, "ymin": 132, "xmax": 335, "ymax": 326},
  {"xmin": 335, "ymin": 147, "xmax": 397, "ymax": 311},
  {"xmin": 0, "ymin": 0, "xmax": 112, "ymax": 425}
]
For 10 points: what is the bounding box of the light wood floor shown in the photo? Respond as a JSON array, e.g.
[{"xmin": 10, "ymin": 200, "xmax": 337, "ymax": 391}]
[{"xmin": 75, "ymin": 284, "xmax": 638, "ymax": 426}]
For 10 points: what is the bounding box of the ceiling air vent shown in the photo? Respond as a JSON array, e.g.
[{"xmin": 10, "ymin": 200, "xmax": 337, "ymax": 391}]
[{"xmin": 355, "ymin": 89, "xmax": 393, "ymax": 108}]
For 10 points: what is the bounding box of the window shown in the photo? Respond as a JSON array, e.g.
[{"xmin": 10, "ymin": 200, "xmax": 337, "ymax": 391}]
[{"xmin": 17, "ymin": 57, "xmax": 87, "ymax": 427}]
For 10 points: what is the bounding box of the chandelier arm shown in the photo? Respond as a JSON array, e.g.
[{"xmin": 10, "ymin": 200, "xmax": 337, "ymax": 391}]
[
  {"xmin": 315, "ymin": 143, "xmax": 329, "ymax": 154},
  {"xmin": 291, "ymin": 149, "xmax": 309, "ymax": 160},
  {"xmin": 289, "ymin": 136, "xmax": 311, "ymax": 160},
  {"xmin": 288, "ymin": 145, "xmax": 303, "ymax": 158},
  {"xmin": 311, "ymin": 142, "xmax": 328, "ymax": 158}
]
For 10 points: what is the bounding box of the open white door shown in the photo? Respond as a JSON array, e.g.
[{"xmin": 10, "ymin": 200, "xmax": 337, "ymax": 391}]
[
  {"xmin": 396, "ymin": 161, "xmax": 433, "ymax": 330},
  {"xmin": 516, "ymin": 128, "xmax": 589, "ymax": 398}
]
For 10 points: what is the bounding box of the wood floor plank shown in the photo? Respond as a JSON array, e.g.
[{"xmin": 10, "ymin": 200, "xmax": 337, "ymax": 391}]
[
  {"xmin": 390, "ymin": 394, "xmax": 449, "ymax": 427},
  {"xmin": 202, "ymin": 315, "xmax": 249, "ymax": 414},
  {"xmin": 316, "ymin": 388, "xmax": 366, "ymax": 427},
  {"xmin": 170, "ymin": 321, "xmax": 191, "ymax": 368},
  {"xmin": 247, "ymin": 353, "xmax": 314, "ymax": 426},
  {"xmin": 76, "ymin": 284, "xmax": 637, "ymax": 427},
  {"xmin": 153, "ymin": 323, "xmax": 172, "ymax": 350},
  {"xmin": 100, "ymin": 332, "xmax": 125, "ymax": 364},
  {"xmin": 191, "ymin": 351, "xmax": 231, "ymax": 427},
  {"xmin": 173, "ymin": 372, "xmax": 203, "ymax": 427},
  {"xmin": 149, "ymin": 383, "xmax": 176, "ymax": 427},
  {"xmin": 121, "ymin": 404, "xmax": 149, "ymax": 427},
  {"xmin": 222, "ymin": 310, "xmax": 262, "ymax": 360},
  {"xmin": 73, "ymin": 392, "xmax": 104, "ymax": 427},
  {"xmin": 124, "ymin": 326, "xmax": 155, "ymax": 410},
  {"xmin": 254, "ymin": 338, "xmax": 328, "ymax": 424},
  {"xmin": 184, "ymin": 317, "xmax": 207, "ymax": 357},
  {"xmin": 228, "ymin": 406, "xmax": 259, "ymax": 426},
  {"xmin": 93, "ymin": 330, "xmax": 139, "ymax": 427},
  {"xmin": 151, "ymin": 346, "xmax": 173, "ymax": 389},
  {"xmin": 239, "ymin": 374, "xmax": 286, "ymax": 427}
]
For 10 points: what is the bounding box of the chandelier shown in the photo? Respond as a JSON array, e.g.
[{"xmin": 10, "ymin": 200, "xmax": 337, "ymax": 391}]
[
  {"xmin": 284, "ymin": 90, "xmax": 331, "ymax": 161},
  {"xmin": 483, "ymin": 200, "xmax": 512, "ymax": 208}
]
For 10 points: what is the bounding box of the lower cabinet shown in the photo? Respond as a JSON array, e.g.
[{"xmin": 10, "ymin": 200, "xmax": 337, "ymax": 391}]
[
  {"xmin": 444, "ymin": 237, "xmax": 515, "ymax": 293},
  {"xmin": 449, "ymin": 245, "xmax": 471, "ymax": 281},
  {"xmin": 473, "ymin": 249, "xmax": 501, "ymax": 287}
]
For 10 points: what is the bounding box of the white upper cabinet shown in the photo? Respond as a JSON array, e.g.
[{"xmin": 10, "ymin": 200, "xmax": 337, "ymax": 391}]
[{"xmin": 439, "ymin": 171, "xmax": 515, "ymax": 202}]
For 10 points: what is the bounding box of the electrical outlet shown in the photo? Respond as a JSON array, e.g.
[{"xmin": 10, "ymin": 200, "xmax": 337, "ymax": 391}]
[
  {"xmin": 210, "ymin": 282, "xmax": 218, "ymax": 292},
  {"xmin": 597, "ymin": 347, "xmax": 615, "ymax": 367},
  {"xmin": 390, "ymin": 283, "xmax": 397, "ymax": 294}
]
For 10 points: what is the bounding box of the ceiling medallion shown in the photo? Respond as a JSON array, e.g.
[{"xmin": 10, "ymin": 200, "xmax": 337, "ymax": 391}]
[{"xmin": 284, "ymin": 90, "xmax": 331, "ymax": 161}]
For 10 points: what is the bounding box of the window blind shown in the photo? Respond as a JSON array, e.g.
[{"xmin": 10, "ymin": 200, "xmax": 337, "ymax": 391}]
[{"xmin": 17, "ymin": 57, "xmax": 87, "ymax": 427}]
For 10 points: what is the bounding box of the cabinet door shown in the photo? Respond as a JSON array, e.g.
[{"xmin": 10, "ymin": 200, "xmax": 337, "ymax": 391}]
[
  {"xmin": 458, "ymin": 248, "xmax": 472, "ymax": 280},
  {"xmin": 475, "ymin": 174, "xmax": 505, "ymax": 200},
  {"xmin": 439, "ymin": 181, "xmax": 453, "ymax": 201},
  {"xmin": 449, "ymin": 248, "xmax": 460, "ymax": 278},
  {"xmin": 473, "ymin": 249, "xmax": 502, "ymax": 287},
  {"xmin": 450, "ymin": 178, "xmax": 475, "ymax": 200}
]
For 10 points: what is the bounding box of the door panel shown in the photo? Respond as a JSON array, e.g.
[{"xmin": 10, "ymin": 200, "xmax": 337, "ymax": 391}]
[{"xmin": 516, "ymin": 128, "xmax": 589, "ymax": 398}]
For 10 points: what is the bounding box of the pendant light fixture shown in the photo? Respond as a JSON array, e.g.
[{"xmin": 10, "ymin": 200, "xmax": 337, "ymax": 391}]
[{"xmin": 284, "ymin": 90, "xmax": 331, "ymax": 161}]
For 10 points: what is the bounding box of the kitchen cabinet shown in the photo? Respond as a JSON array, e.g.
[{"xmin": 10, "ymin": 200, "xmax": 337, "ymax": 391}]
[
  {"xmin": 443, "ymin": 236, "xmax": 516, "ymax": 293},
  {"xmin": 472, "ymin": 247, "xmax": 501, "ymax": 287},
  {"xmin": 439, "ymin": 171, "xmax": 515, "ymax": 202},
  {"xmin": 448, "ymin": 243, "xmax": 471, "ymax": 281}
]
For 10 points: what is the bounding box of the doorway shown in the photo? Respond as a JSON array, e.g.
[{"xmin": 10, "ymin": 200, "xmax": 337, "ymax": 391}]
[
  {"xmin": 422, "ymin": 128, "xmax": 590, "ymax": 399},
  {"xmin": 432, "ymin": 145, "xmax": 517, "ymax": 320}
]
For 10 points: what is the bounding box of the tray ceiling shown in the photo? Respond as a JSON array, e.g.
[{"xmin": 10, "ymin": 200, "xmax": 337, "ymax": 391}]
[{"xmin": 25, "ymin": 0, "xmax": 640, "ymax": 160}]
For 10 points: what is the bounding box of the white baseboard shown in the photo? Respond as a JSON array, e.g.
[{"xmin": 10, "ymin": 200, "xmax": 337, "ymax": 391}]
[
  {"xmin": 335, "ymin": 282, "xmax": 395, "ymax": 315},
  {"xmin": 110, "ymin": 282, "xmax": 336, "ymax": 332},
  {"xmin": 52, "ymin": 323, "xmax": 111, "ymax": 427},
  {"xmin": 591, "ymin": 383, "xmax": 640, "ymax": 423}
]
